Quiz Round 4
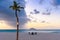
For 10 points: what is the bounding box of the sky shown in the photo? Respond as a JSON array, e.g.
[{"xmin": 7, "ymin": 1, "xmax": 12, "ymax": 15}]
[{"xmin": 0, "ymin": 0, "xmax": 60, "ymax": 29}]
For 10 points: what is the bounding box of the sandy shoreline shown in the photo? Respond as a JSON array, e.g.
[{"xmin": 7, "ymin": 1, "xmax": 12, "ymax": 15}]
[{"xmin": 0, "ymin": 32, "xmax": 60, "ymax": 40}]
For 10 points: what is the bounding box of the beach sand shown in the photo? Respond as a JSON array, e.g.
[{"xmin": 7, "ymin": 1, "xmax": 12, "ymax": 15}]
[{"xmin": 0, "ymin": 32, "xmax": 60, "ymax": 40}]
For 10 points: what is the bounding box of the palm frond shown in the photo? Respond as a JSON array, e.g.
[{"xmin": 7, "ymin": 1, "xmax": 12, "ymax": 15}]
[
  {"xmin": 13, "ymin": 1, "xmax": 17, "ymax": 4},
  {"xmin": 9, "ymin": 6, "xmax": 13, "ymax": 8},
  {"xmin": 17, "ymin": 6, "xmax": 24, "ymax": 9},
  {"xmin": 10, "ymin": 1, "xmax": 24, "ymax": 11},
  {"xmin": 17, "ymin": 9, "xmax": 20, "ymax": 12},
  {"xmin": 13, "ymin": 1, "xmax": 18, "ymax": 6},
  {"xmin": 17, "ymin": 6, "xmax": 20, "ymax": 8},
  {"xmin": 20, "ymin": 7, "xmax": 24, "ymax": 9}
]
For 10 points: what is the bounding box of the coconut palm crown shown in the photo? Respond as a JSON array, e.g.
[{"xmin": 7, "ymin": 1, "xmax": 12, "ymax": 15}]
[{"xmin": 10, "ymin": 1, "xmax": 24, "ymax": 11}]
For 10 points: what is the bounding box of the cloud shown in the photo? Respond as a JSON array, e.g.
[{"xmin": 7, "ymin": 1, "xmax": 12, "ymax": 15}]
[
  {"xmin": 34, "ymin": 9, "xmax": 40, "ymax": 14},
  {"xmin": 41, "ymin": 21, "xmax": 46, "ymax": 23},
  {"xmin": 18, "ymin": 10, "xmax": 30, "ymax": 28},
  {"xmin": 30, "ymin": 9, "xmax": 40, "ymax": 14},
  {"xmin": 42, "ymin": 9, "xmax": 51, "ymax": 15},
  {"xmin": 0, "ymin": 0, "xmax": 29, "ymax": 28}
]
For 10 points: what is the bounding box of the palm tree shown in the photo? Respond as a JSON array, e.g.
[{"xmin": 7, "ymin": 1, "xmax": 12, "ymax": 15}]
[{"xmin": 9, "ymin": 1, "xmax": 24, "ymax": 40}]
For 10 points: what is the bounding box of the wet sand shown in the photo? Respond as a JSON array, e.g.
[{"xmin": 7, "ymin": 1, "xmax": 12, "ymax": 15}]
[{"xmin": 0, "ymin": 32, "xmax": 60, "ymax": 40}]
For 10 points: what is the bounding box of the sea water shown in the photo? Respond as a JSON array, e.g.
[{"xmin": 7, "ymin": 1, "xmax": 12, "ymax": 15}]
[{"xmin": 0, "ymin": 29, "xmax": 60, "ymax": 33}]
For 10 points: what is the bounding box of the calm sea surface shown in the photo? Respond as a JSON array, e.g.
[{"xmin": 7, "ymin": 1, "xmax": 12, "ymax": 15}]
[{"xmin": 0, "ymin": 29, "xmax": 60, "ymax": 33}]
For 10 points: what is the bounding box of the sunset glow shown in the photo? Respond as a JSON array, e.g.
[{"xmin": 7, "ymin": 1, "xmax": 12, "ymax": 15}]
[{"xmin": 0, "ymin": 20, "xmax": 16, "ymax": 29}]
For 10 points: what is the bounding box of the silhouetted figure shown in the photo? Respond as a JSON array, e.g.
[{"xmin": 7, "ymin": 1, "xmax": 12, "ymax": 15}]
[
  {"xmin": 31, "ymin": 32, "xmax": 34, "ymax": 35},
  {"xmin": 29, "ymin": 32, "xmax": 37, "ymax": 35},
  {"xmin": 35, "ymin": 32, "xmax": 37, "ymax": 35}
]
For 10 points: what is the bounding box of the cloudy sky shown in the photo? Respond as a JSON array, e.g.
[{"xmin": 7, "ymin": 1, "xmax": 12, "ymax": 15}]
[{"xmin": 0, "ymin": 0, "xmax": 60, "ymax": 29}]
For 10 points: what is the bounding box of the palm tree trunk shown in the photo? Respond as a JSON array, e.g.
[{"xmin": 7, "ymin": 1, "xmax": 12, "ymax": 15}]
[{"xmin": 15, "ymin": 10, "xmax": 19, "ymax": 40}]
